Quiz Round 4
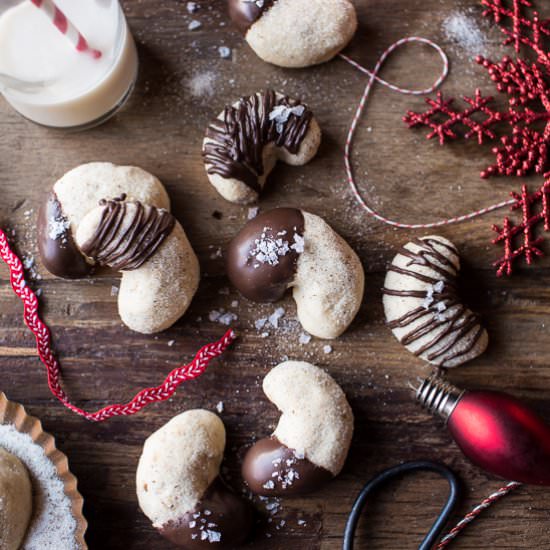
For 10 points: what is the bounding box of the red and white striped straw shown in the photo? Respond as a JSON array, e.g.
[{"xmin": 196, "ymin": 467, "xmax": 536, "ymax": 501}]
[
  {"xmin": 340, "ymin": 37, "xmax": 515, "ymax": 229},
  {"xmin": 30, "ymin": 0, "xmax": 102, "ymax": 59}
]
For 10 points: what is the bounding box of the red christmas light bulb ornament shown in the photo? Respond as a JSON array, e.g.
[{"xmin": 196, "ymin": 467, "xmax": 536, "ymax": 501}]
[{"xmin": 417, "ymin": 376, "xmax": 550, "ymax": 485}]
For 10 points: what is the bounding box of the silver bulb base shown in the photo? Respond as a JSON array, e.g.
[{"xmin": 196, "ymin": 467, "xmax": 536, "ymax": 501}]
[{"xmin": 415, "ymin": 375, "xmax": 464, "ymax": 421}]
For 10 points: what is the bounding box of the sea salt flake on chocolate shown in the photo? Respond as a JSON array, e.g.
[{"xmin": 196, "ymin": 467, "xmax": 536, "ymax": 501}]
[
  {"xmin": 48, "ymin": 216, "xmax": 70, "ymax": 241},
  {"xmin": 299, "ymin": 332, "xmax": 312, "ymax": 345},
  {"xmin": 269, "ymin": 104, "xmax": 306, "ymax": 134},
  {"xmin": 263, "ymin": 480, "xmax": 275, "ymax": 490},
  {"xmin": 290, "ymin": 233, "xmax": 305, "ymax": 253},
  {"xmin": 434, "ymin": 280, "xmax": 445, "ymax": 293},
  {"xmin": 189, "ymin": 520, "xmax": 197, "ymax": 528}
]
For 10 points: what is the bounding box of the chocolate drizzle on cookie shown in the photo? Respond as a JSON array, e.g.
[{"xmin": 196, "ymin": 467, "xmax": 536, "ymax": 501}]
[
  {"xmin": 81, "ymin": 199, "xmax": 175, "ymax": 271},
  {"xmin": 383, "ymin": 238, "xmax": 484, "ymax": 366},
  {"xmin": 227, "ymin": 208, "xmax": 305, "ymax": 302},
  {"xmin": 228, "ymin": 0, "xmax": 274, "ymax": 34},
  {"xmin": 203, "ymin": 90, "xmax": 313, "ymax": 192},
  {"xmin": 38, "ymin": 192, "xmax": 93, "ymax": 279}
]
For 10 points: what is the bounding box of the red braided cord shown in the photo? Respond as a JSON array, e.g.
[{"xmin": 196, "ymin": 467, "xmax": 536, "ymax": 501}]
[
  {"xmin": 0, "ymin": 228, "xmax": 236, "ymax": 422},
  {"xmin": 437, "ymin": 481, "xmax": 522, "ymax": 548}
]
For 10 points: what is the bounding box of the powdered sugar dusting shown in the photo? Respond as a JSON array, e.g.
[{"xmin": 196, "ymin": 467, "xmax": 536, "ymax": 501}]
[
  {"xmin": 442, "ymin": 10, "xmax": 488, "ymax": 58},
  {"xmin": 0, "ymin": 424, "xmax": 78, "ymax": 550}
]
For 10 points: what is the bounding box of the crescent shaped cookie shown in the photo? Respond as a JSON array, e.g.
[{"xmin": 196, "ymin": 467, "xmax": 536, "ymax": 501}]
[
  {"xmin": 383, "ymin": 236, "xmax": 488, "ymax": 368},
  {"xmin": 203, "ymin": 90, "xmax": 321, "ymax": 204},
  {"xmin": 228, "ymin": 0, "xmax": 357, "ymax": 68},
  {"xmin": 37, "ymin": 162, "xmax": 200, "ymax": 334}
]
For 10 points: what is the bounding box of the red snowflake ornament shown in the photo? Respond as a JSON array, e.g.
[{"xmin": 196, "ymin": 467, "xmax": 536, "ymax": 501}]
[
  {"xmin": 404, "ymin": 0, "xmax": 550, "ymax": 179},
  {"xmin": 492, "ymin": 177, "xmax": 550, "ymax": 275}
]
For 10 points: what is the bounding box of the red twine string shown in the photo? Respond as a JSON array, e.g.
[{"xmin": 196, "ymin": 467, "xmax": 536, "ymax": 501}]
[
  {"xmin": 0, "ymin": 228, "xmax": 235, "ymax": 422},
  {"xmin": 340, "ymin": 39, "xmax": 516, "ymax": 229},
  {"xmin": 437, "ymin": 481, "xmax": 522, "ymax": 548}
]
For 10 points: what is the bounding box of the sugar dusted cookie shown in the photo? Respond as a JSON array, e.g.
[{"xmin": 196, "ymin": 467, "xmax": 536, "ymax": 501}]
[
  {"xmin": 38, "ymin": 162, "xmax": 200, "ymax": 334},
  {"xmin": 227, "ymin": 207, "xmax": 364, "ymax": 338},
  {"xmin": 0, "ymin": 447, "xmax": 32, "ymax": 550},
  {"xmin": 242, "ymin": 361, "xmax": 354, "ymax": 496},
  {"xmin": 383, "ymin": 236, "xmax": 488, "ymax": 368},
  {"xmin": 228, "ymin": 0, "xmax": 357, "ymax": 68},
  {"xmin": 137, "ymin": 410, "xmax": 253, "ymax": 548},
  {"xmin": 203, "ymin": 90, "xmax": 321, "ymax": 204}
]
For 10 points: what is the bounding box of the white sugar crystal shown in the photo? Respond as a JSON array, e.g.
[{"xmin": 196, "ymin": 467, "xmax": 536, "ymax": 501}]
[
  {"xmin": 0, "ymin": 424, "xmax": 77, "ymax": 550},
  {"xmin": 290, "ymin": 233, "xmax": 305, "ymax": 253},
  {"xmin": 299, "ymin": 332, "xmax": 311, "ymax": 345},
  {"xmin": 216, "ymin": 401, "xmax": 224, "ymax": 413},
  {"xmin": 269, "ymin": 104, "xmax": 306, "ymax": 134},
  {"xmin": 268, "ymin": 307, "xmax": 285, "ymax": 328},
  {"xmin": 218, "ymin": 312, "xmax": 237, "ymax": 325},
  {"xmin": 436, "ymin": 301, "xmax": 447, "ymax": 313},
  {"xmin": 323, "ymin": 345, "xmax": 333, "ymax": 354},
  {"xmin": 422, "ymin": 286, "xmax": 435, "ymax": 309},
  {"xmin": 255, "ymin": 318, "xmax": 268, "ymax": 330},
  {"xmin": 209, "ymin": 310, "xmax": 222, "ymax": 322},
  {"xmin": 434, "ymin": 280, "xmax": 445, "ymax": 293},
  {"xmin": 47, "ymin": 216, "xmax": 70, "ymax": 241},
  {"xmin": 167, "ymin": 340, "xmax": 175, "ymax": 347},
  {"xmin": 206, "ymin": 530, "xmax": 222, "ymax": 542},
  {"xmin": 187, "ymin": 1, "xmax": 198, "ymax": 13},
  {"xmin": 188, "ymin": 20, "xmax": 202, "ymax": 30},
  {"xmin": 218, "ymin": 46, "xmax": 231, "ymax": 59},
  {"xmin": 247, "ymin": 207, "xmax": 259, "ymax": 220},
  {"xmin": 249, "ymin": 228, "xmax": 291, "ymax": 266}
]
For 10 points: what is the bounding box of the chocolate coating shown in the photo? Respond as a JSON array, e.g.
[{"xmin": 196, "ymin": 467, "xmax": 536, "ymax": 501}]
[
  {"xmin": 228, "ymin": 0, "xmax": 274, "ymax": 34},
  {"xmin": 226, "ymin": 208, "xmax": 304, "ymax": 302},
  {"xmin": 80, "ymin": 199, "xmax": 175, "ymax": 272},
  {"xmin": 160, "ymin": 478, "xmax": 254, "ymax": 548},
  {"xmin": 37, "ymin": 192, "xmax": 92, "ymax": 279},
  {"xmin": 203, "ymin": 90, "xmax": 313, "ymax": 193},
  {"xmin": 242, "ymin": 437, "xmax": 333, "ymax": 496}
]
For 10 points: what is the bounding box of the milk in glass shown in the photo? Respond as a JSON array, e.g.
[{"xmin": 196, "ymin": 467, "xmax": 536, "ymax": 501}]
[{"xmin": 0, "ymin": 0, "xmax": 138, "ymax": 128}]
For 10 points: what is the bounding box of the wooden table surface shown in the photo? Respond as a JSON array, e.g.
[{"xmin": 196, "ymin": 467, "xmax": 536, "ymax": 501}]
[{"xmin": 2, "ymin": 0, "xmax": 550, "ymax": 548}]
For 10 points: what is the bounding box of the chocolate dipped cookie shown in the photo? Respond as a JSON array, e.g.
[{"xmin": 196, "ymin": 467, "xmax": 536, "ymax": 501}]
[
  {"xmin": 227, "ymin": 207, "xmax": 364, "ymax": 338},
  {"xmin": 228, "ymin": 0, "xmax": 357, "ymax": 68},
  {"xmin": 137, "ymin": 410, "xmax": 253, "ymax": 548},
  {"xmin": 242, "ymin": 361, "xmax": 354, "ymax": 496},
  {"xmin": 203, "ymin": 90, "xmax": 321, "ymax": 204},
  {"xmin": 37, "ymin": 162, "xmax": 200, "ymax": 334},
  {"xmin": 383, "ymin": 236, "xmax": 488, "ymax": 368}
]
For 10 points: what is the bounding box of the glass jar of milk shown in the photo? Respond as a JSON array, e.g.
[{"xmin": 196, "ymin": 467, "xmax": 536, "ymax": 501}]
[{"xmin": 0, "ymin": 0, "xmax": 138, "ymax": 129}]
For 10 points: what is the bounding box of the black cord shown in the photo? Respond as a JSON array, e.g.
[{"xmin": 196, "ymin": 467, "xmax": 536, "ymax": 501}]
[{"xmin": 343, "ymin": 460, "xmax": 460, "ymax": 550}]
